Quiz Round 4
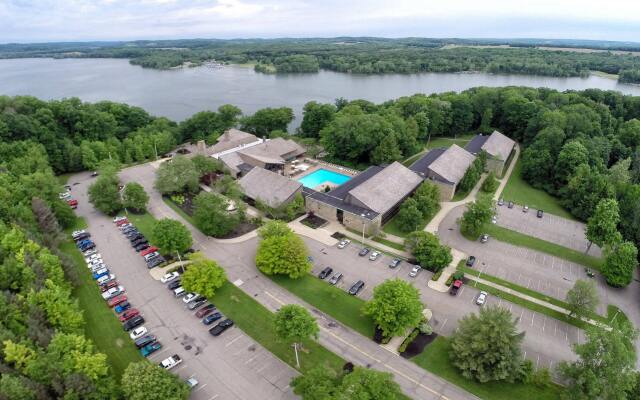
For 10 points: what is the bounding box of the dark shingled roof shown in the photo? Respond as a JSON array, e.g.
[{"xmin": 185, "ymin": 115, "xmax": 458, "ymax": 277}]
[
  {"xmin": 409, "ymin": 148, "xmax": 447, "ymax": 176},
  {"xmin": 465, "ymin": 135, "xmax": 489, "ymax": 155}
]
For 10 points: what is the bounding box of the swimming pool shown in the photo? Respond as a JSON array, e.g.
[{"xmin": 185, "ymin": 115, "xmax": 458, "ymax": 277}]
[{"xmin": 297, "ymin": 168, "xmax": 351, "ymax": 188}]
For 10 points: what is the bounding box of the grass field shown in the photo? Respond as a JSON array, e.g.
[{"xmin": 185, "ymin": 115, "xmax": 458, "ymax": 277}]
[
  {"xmin": 268, "ymin": 274, "xmax": 376, "ymax": 338},
  {"xmin": 483, "ymin": 224, "xmax": 603, "ymax": 270},
  {"xmin": 499, "ymin": 159, "xmax": 574, "ymax": 220},
  {"xmin": 402, "ymin": 135, "xmax": 474, "ymax": 167},
  {"xmin": 60, "ymin": 225, "xmax": 142, "ymax": 379},
  {"xmin": 412, "ymin": 337, "xmax": 562, "ymax": 400},
  {"xmin": 212, "ymin": 281, "xmax": 345, "ymax": 373}
]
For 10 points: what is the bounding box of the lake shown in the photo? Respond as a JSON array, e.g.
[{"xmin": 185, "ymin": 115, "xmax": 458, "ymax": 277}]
[{"xmin": 2, "ymin": 58, "xmax": 640, "ymax": 126}]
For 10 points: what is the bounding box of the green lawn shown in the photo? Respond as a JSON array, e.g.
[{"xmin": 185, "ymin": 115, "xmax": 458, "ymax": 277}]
[
  {"xmin": 212, "ymin": 281, "xmax": 345, "ymax": 374},
  {"xmin": 371, "ymin": 235, "xmax": 406, "ymax": 251},
  {"xmin": 268, "ymin": 274, "xmax": 376, "ymax": 338},
  {"xmin": 607, "ymin": 305, "xmax": 633, "ymax": 327},
  {"xmin": 382, "ymin": 205, "xmax": 440, "ymax": 238},
  {"xmin": 499, "ymin": 158, "xmax": 574, "ymax": 220},
  {"xmin": 402, "ymin": 135, "xmax": 474, "ymax": 167},
  {"xmin": 59, "ymin": 233, "xmax": 142, "ymax": 379},
  {"xmin": 483, "ymin": 224, "xmax": 603, "ymax": 270},
  {"xmin": 412, "ymin": 337, "xmax": 562, "ymax": 400}
]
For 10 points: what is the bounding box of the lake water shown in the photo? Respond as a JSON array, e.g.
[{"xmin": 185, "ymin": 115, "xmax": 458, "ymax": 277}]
[{"xmin": 2, "ymin": 58, "xmax": 640, "ymax": 126}]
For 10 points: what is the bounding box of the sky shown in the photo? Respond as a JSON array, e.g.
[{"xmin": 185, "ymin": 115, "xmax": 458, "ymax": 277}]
[{"xmin": 1, "ymin": 0, "xmax": 640, "ymax": 43}]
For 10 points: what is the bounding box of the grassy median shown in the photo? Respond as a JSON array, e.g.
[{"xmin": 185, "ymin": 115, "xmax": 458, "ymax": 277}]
[
  {"xmin": 413, "ymin": 337, "xmax": 562, "ymax": 400},
  {"xmin": 60, "ymin": 222, "xmax": 142, "ymax": 379},
  {"xmin": 482, "ymin": 223, "xmax": 603, "ymax": 270}
]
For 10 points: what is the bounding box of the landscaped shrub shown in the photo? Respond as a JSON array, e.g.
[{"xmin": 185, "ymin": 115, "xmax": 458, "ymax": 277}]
[
  {"xmin": 445, "ymin": 274, "xmax": 455, "ymax": 286},
  {"xmin": 431, "ymin": 270, "xmax": 443, "ymax": 281},
  {"xmin": 398, "ymin": 329, "xmax": 419, "ymax": 353},
  {"xmin": 481, "ymin": 171, "xmax": 499, "ymax": 193}
]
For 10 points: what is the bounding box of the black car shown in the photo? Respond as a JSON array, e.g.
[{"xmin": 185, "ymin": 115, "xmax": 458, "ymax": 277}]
[
  {"xmin": 129, "ymin": 234, "xmax": 144, "ymax": 243},
  {"xmin": 134, "ymin": 243, "xmax": 150, "ymax": 252},
  {"xmin": 123, "ymin": 315, "xmax": 145, "ymax": 331},
  {"xmin": 348, "ymin": 280, "xmax": 365, "ymax": 295},
  {"xmin": 318, "ymin": 267, "xmax": 333, "ymax": 279},
  {"xmin": 507, "ymin": 201, "xmax": 514, "ymax": 209},
  {"xmin": 122, "ymin": 227, "xmax": 137, "ymax": 234},
  {"xmin": 125, "ymin": 230, "xmax": 141, "ymax": 238},
  {"xmin": 147, "ymin": 257, "xmax": 165, "ymax": 269},
  {"xmin": 167, "ymin": 280, "xmax": 181, "ymax": 290},
  {"xmin": 134, "ymin": 335, "xmax": 157, "ymax": 349},
  {"xmin": 209, "ymin": 319, "xmax": 234, "ymax": 336},
  {"xmin": 466, "ymin": 256, "xmax": 476, "ymax": 267},
  {"xmin": 73, "ymin": 232, "xmax": 91, "ymax": 242},
  {"xmin": 358, "ymin": 248, "xmax": 370, "ymax": 257},
  {"xmin": 537, "ymin": 209, "xmax": 544, "ymax": 218},
  {"xmin": 131, "ymin": 238, "xmax": 148, "ymax": 247}
]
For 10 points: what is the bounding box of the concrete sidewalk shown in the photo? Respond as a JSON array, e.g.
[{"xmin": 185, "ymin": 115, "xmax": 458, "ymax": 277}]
[{"xmin": 427, "ymin": 249, "xmax": 466, "ymax": 292}]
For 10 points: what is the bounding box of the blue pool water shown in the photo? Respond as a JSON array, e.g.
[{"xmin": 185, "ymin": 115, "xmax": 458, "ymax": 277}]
[{"xmin": 297, "ymin": 168, "xmax": 351, "ymax": 188}]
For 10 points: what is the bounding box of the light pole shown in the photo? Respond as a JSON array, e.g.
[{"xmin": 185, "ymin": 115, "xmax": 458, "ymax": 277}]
[{"xmin": 360, "ymin": 213, "xmax": 366, "ymax": 244}]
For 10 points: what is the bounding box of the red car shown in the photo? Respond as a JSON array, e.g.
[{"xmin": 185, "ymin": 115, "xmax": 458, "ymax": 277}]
[
  {"xmin": 115, "ymin": 219, "xmax": 129, "ymax": 226},
  {"xmin": 140, "ymin": 246, "xmax": 158, "ymax": 257},
  {"xmin": 67, "ymin": 199, "xmax": 78, "ymax": 209},
  {"xmin": 107, "ymin": 295, "xmax": 127, "ymax": 308},
  {"xmin": 119, "ymin": 309, "xmax": 140, "ymax": 322},
  {"xmin": 100, "ymin": 280, "xmax": 119, "ymax": 292}
]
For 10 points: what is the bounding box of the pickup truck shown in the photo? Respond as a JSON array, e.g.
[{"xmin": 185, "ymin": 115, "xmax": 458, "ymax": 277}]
[
  {"xmin": 449, "ymin": 280, "xmax": 463, "ymax": 296},
  {"xmin": 159, "ymin": 354, "xmax": 182, "ymax": 370}
]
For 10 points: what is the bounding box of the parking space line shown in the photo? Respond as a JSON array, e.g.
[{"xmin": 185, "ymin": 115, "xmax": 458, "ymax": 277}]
[
  {"xmin": 225, "ymin": 334, "xmax": 243, "ymax": 347},
  {"xmin": 195, "ymin": 384, "xmax": 208, "ymax": 392},
  {"xmin": 245, "ymin": 354, "xmax": 259, "ymax": 365},
  {"xmin": 208, "ymin": 395, "xmax": 219, "ymax": 400},
  {"xmin": 440, "ymin": 318, "xmax": 448, "ymax": 332},
  {"xmin": 530, "ymin": 312, "xmax": 535, "ymax": 326}
]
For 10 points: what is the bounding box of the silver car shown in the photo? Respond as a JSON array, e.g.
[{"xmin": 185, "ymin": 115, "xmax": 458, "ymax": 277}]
[
  {"xmin": 476, "ymin": 291, "xmax": 488, "ymax": 306},
  {"xmin": 409, "ymin": 265, "xmax": 421, "ymax": 277}
]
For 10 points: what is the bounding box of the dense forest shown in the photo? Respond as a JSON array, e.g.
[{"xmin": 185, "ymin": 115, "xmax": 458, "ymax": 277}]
[{"xmin": 2, "ymin": 38, "xmax": 640, "ymax": 82}]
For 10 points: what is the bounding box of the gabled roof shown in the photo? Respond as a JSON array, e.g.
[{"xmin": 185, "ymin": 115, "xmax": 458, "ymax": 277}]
[
  {"xmin": 219, "ymin": 152, "xmax": 244, "ymax": 173},
  {"xmin": 209, "ymin": 129, "xmax": 259, "ymax": 155},
  {"xmin": 481, "ymin": 130, "xmax": 515, "ymax": 161},
  {"xmin": 409, "ymin": 148, "xmax": 447, "ymax": 176},
  {"xmin": 464, "ymin": 135, "xmax": 489, "ymax": 155},
  {"xmin": 239, "ymin": 138, "xmax": 305, "ymax": 165},
  {"xmin": 346, "ymin": 162, "xmax": 423, "ymax": 215},
  {"xmin": 428, "ymin": 144, "xmax": 476, "ymax": 185},
  {"xmin": 238, "ymin": 168, "xmax": 302, "ymax": 208}
]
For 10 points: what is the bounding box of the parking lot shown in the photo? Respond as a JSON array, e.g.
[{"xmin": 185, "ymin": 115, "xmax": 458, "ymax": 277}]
[
  {"xmin": 300, "ymin": 237, "xmax": 580, "ymax": 370},
  {"xmin": 495, "ymin": 202, "xmax": 601, "ymax": 257},
  {"xmin": 72, "ymin": 175, "xmax": 298, "ymax": 400}
]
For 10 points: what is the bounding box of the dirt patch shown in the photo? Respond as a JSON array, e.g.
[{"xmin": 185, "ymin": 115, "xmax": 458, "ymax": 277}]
[
  {"xmin": 400, "ymin": 333, "xmax": 439, "ymax": 359},
  {"xmin": 300, "ymin": 213, "xmax": 328, "ymax": 229},
  {"xmin": 216, "ymin": 222, "xmax": 258, "ymax": 239}
]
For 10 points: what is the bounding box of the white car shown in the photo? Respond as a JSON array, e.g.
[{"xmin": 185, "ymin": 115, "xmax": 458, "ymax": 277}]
[
  {"xmin": 96, "ymin": 274, "xmax": 116, "ymax": 285},
  {"xmin": 90, "ymin": 263, "xmax": 107, "ymax": 272},
  {"xmin": 58, "ymin": 192, "xmax": 71, "ymax": 200},
  {"xmin": 113, "ymin": 216, "xmax": 127, "ymax": 223},
  {"xmin": 143, "ymin": 252, "xmax": 159, "ymax": 262},
  {"xmin": 87, "ymin": 258, "xmax": 103, "ymax": 267},
  {"xmin": 159, "ymin": 354, "xmax": 182, "ymax": 370},
  {"xmin": 101, "ymin": 286, "xmax": 124, "ymax": 300},
  {"xmin": 476, "ymin": 291, "xmax": 488, "ymax": 306},
  {"xmin": 161, "ymin": 271, "xmax": 180, "ymax": 284},
  {"xmin": 186, "ymin": 377, "xmax": 199, "ymax": 389},
  {"xmin": 85, "ymin": 253, "xmax": 101, "ymax": 263},
  {"xmin": 409, "ymin": 265, "xmax": 421, "ymax": 278},
  {"xmin": 368, "ymin": 251, "xmax": 380, "ymax": 261},
  {"xmin": 337, "ymin": 239, "xmax": 351, "ymax": 249},
  {"xmin": 129, "ymin": 327, "xmax": 148, "ymax": 340},
  {"xmin": 72, "ymin": 230, "xmax": 86, "ymax": 238},
  {"xmin": 183, "ymin": 293, "xmax": 198, "ymax": 304},
  {"xmin": 83, "ymin": 249, "xmax": 98, "ymax": 257},
  {"xmin": 491, "ymin": 215, "xmax": 497, "ymax": 224}
]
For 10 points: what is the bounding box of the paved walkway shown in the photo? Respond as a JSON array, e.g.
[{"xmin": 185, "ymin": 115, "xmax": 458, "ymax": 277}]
[{"xmin": 427, "ymin": 248, "xmax": 466, "ymax": 292}]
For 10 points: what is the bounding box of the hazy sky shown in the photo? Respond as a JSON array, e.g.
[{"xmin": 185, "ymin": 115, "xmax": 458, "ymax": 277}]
[{"xmin": 1, "ymin": 0, "xmax": 640, "ymax": 43}]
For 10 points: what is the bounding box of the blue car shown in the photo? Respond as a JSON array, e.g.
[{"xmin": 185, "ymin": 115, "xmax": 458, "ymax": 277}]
[
  {"xmin": 92, "ymin": 268, "xmax": 109, "ymax": 280},
  {"xmin": 202, "ymin": 312, "xmax": 222, "ymax": 325},
  {"xmin": 76, "ymin": 239, "xmax": 92, "ymax": 248},
  {"xmin": 114, "ymin": 301, "xmax": 131, "ymax": 314},
  {"xmin": 79, "ymin": 241, "xmax": 95, "ymax": 251},
  {"xmin": 140, "ymin": 341, "xmax": 162, "ymax": 357}
]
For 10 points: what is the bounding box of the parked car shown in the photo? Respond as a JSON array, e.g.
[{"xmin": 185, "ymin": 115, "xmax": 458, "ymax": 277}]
[
  {"xmin": 337, "ymin": 239, "xmax": 351, "ymax": 249},
  {"xmin": 140, "ymin": 246, "xmax": 158, "ymax": 257},
  {"xmin": 466, "ymin": 256, "xmax": 476, "ymax": 267},
  {"xmin": 93, "ymin": 268, "xmax": 109, "ymax": 280},
  {"xmin": 129, "ymin": 327, "xmax": 147, "ymax": 340},
  {"xmin": 90, "ymin": 263, "xmax": 107, "ymax": 272},
  {"xmin": 585, "ymin": 268, "xmax": 595, "ymax": 278},
  {"xmin": 159, "ymin": 354, "xmax": 182, "ymax": 370},
  {"xmin": 498, "ymin": 198, "xmax": 504, "ymax": 206},
  {"xmin": 119, "ymin": 223, "xmax": 133, "ymax": 230},
  {"xmin": 537, "ymin": 209, "xmax": 544, "ymax": 218},
  {"xmin": 173, "ymin": 287, "xmax": 186, "ymax": 297},
  {"xmin": 167, "ymin": 280, "xmax": 182, "ymax": 290},
  {"xmin": 202, "ymin": 312, "xmax": 223, "ymax": 325},
  {"xmin": 91, "ymin": 171, "xmax": 99, "ymax": 177},
  {"xmin": 115, "ymin": 218, "xmax": 129, "ymax": 226},
  {"xmin": 491, "ymin": 215, "xmax": 497, "ymax": 224},
  {"xmin": 368, "ymin": 251, "xmax": 380, "ymax": 261},
  {"xmin": 196, "ymin": 304, "xmax": 216, "ymax": 318},
  {"xmin": 328, "ymin": 272, "xmax": 343, "ymax": 285},
  {"xmin": 96, "ymin": 273, "xmax": 115, "ymax": 286},
  {"xmin": 114, "ymin": 301, "xmax": 131, "ymax": 314},
  {"xmin": 143, "ymin": 252, "xmax": 159, "ymax": 261},
  {"xmin": 123, "ymin": 315, "xmax": 145, "ymax": 331},
  {"xmin": 348, "ymin": 280, "xmax": 365, "ymax": 295},
  {"xmin": 209, "ymin": 319, "xmax": 234, "ymax": 336},
  {"xmin": 67, "ymin": 199, "xmax": 78, "ymax": 209},
  {"xmin": 508, "ymin": 201, "xmax": 514, "ymax": 209},
  {"xmin": 318, "ymin": 267, "xmax": 333, "ymax": 279},
  {"xmin": 147, "ymin": 257, "xmax": 166, "ymax": 269},
  {"xmin": 480, "ymin": 234, "xmax": 489, "ymax": 243},
  {"xmin": 476, "ymin": 291, "xmax": 488, "ymax": 306},
  {"xmin": 119, "ymin": 309, "xmax": 140, "ymax": 322},
  {"xmin": 409, "ymin": 265, "xmax": 421, "ymax": 278},
  {"xmin": 161, "ymin": 271, "xmax": 180, "ymax": 283},
  {"xmin": 358, "ymin": 248, "xmax": 370, "ymax": 257},
  {"xmin": 101, "ymin": 286, "xmax": 124, "ymax": 300},
  {"xmin": 140, "ymin": 341, "xmax": 162, "ymax": 357},
  {"xmin": 188, "ymin": 297, "xmax": 207, "ymax": 310},
  {"xmin": 183, "ymin": 293, "xmax": 198, "ymax": 304},
  {"xmin": 71, "ymin": 230, "xmax": 86, "ymax": 239},
  {"xmin": 134, "ymin": 335, "xmax": 157, "ymax": 349},
  {"xmin": 129, "ymin": 234, "xmax": 145, "ymax": 243},
  {"xmin": 388, "ymin": 259, "xmax": 401, "ymax": 269},
  {"xmin": 73, "ymin": 232, "xmax": 91, "ymax": 241},
  {"xmin": 449, "ymin": 280, "xmax": 463, "ymax": 296},
  {"xmin": 186, "ymin": 377, "xmax": 199, "ymax": 389},
  {"xmin": 100, "ymin": 280, "xmax": 119, "ymax": 292},
  {"xmin": 134, "ymin": 243, "xmax": 150, "ymax": 252},
  {"xmin": 85, "ymin": 253, "xmax": 101, "ymax": 263},
  {"xmin": 79, "ymin": 242, "xmax": 95, "ymax": 252},
  {"xmin": 76, "ymin": 239, "xmax": 92, "ymax": 248},
  {"xmin": 523, "ymin": 205, "xmax": 529, "ymax": 213},
  {"xmin": 82, "ymin": 249, "xmax": 98, "ymax": 257},
  {"xmin": 107, "ymin": 295, "xmax": 127, "ymax": 308},
  {"xmin": 113, "ymin": 216, "xmax": 127, "ymax": 223}
]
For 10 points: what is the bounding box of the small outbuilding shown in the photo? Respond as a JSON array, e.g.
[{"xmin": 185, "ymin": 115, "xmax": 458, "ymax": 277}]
[
  {"xmin": 465, "ymin": 130, "xmax": 516, "ymax": 176},
  {"xmin": 410, "ymin": 144, "xmax": 476, "ymax": 200},
  {"xmin": 238, "ymin": 167, "xmax": 303, "ymax": 209}
]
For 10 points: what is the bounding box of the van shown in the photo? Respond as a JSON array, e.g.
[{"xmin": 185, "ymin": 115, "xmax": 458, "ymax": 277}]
[{"xmin": 173, "ymin": 287, "xmax": 186, "ymax": 297}]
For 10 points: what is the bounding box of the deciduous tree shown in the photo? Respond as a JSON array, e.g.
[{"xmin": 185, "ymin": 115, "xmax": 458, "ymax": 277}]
[
  {"xmin": 586, "ymin": 198, "xmax": 621, "ymax": 252},
  {"xmin": 404, "ymin": 231, "xmax": 452, "ymax": 272},
  {"xmin": 602, "ymin": 241, "xmax": 638, "ymax": 287},
  {"xmin": 181, "ymin": 253, "xmax": 226, "ymax": 298},
  {"xmin": 193, "ymin": 192, "xmax": 241, "ymax": 237},
  {"xmin": 413, "ymin": 181, "xmax": 440, "ymax": 218},
  {"xmin": 151, "ymin": 218, "xmax": 193, "ymax": 257},
  {"xmin": 154, "ymin": 156, "xmax": 199, "ymax": 194},
  {"xmin": 364, "ymin": 279, "xmax": 423, "ymax": 338},
  {"xmin": 459, "ymin": 195, "xmax": 494, "ymax": 239},
  {"xmin": 395, "ymin": 198, "xmax": 423, "ymax": 233},
  {"xmin": 122, "ymin": 182, "xmax": 149, "ymax": 212},
  {"xmin": 565, "ymin": 280, "xmax": 599, "ymax": 318},
  {"xmin": 256, "ymin": 233, "xmax": 312, "ymax": 279},
  {"xmin": 122, "ymin": 361, "xmax": 189, "ymax": 400},
  {"xmin": 87, "ymin": 174, "xmax": 122, "ymax": 215},
  {"xmin": 274, "ymin": 304, "xmax": 319, "ymax": 367}
]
